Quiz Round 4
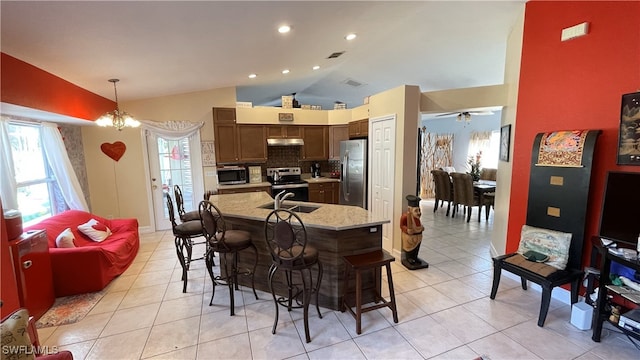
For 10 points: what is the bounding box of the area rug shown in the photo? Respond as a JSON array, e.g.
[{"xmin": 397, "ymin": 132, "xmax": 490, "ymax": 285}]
[{"xmin": 36, "ymin": 290, "xmax": 106, "ymax": 328}]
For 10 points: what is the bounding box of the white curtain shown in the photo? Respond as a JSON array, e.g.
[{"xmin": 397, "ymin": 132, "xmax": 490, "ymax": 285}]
[
  {"xmin": 467, "ymin": 131, "xmax": 492, "ymax": 168},
  {"xmin": 0, "ymin": 119, "xmax": 19, "ymax": 209},
  {"xmin": 41, "ymin": 122, "xmax": 89, "ymax": 211},
  {"xmin": 140, "ymin": 120, "xmax": 204, "ymax": 140}
]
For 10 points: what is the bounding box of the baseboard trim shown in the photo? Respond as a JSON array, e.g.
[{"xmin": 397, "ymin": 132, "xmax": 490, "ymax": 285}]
[{"xmin": 138, "ymin": 225, "xmax": 154, "ymax": 234}]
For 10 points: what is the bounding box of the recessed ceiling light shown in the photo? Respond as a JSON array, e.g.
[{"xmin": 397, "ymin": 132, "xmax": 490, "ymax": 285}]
[
  {"xmin": 345, "ymin": 33, "xmax": 357, "ymax": 41},
  {"xmin": 278, "ymin": 25, "xmax": 291, "ymax": 33},
  {"xmin": 248, "ymin": 74, "xmax": 257, "ymax": 79},
  {"xmin": 312, "ymin": 65, "xmax": 320, "ymax": 70},
  {"xmin": 282, "ymin": 69, "xmax": 290, "ymax": 74}
]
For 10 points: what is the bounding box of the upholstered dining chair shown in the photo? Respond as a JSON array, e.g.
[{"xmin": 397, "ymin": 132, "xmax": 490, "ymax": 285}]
[
  {"xmin": 166, "ymin": 193, "xmax": 206, "ymax": 292},
  {"xmin": 264, "ymin": 208, "xmax": 323, "ymax": 343},
  {"xmin": 199, "ymin": 200, "xmax": 258, "ymax": 316},
  {"xmin": 450, "ymin": 172, "xmax": 494, "ymax": 222},
  {"xmin": 431, "ymin": 169, "xmax": 453, "ymax": 216},
  {"xmin": 480, "ymin": 168, "xmax": 497, "ymax": 181},
  {"xmin": 174, "ymin": 185, "xmax": 200, "ymax": 222}
]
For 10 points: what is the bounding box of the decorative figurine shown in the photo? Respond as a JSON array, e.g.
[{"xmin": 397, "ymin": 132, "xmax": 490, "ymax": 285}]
[{"xmin": 400, "ymin": 195, "xmax": 429, "ymax": 270}]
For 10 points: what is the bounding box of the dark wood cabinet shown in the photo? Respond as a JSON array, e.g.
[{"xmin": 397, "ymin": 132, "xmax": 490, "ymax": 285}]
[
  {"xmin": 308, "ymin": 182, "xmax": 339, "ymax": 204},
  {"xmin": 329, "ymin": 125, "xmax": 349, "ymax": 160},
  {"xmin": 348, "ymin": 119, "xmax": 369, "ymax": 139},
  {"xmin": 266, "ymin": 125, "xmax": 302, "ymax": 138},
  {"xmin": 213, "ymin": 107, "xmax": 266, "ymax": 163},
  {"xmin": 218, "ymin": 186, "xmax": 271, "ymax": 195},
  {"xmin": 302, "ymin": 126, "xmax": 328, "ymax": 160},
  {"xmin": 237, "ymin": 125, "xmax": 267, "ymax": 162},
  {"xmin": 214, "ymin": 123, "xmax": 239, "ymax": 163}
]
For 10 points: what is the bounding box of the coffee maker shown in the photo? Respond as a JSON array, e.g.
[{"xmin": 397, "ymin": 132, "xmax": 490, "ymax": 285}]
[{"xmin": 311, "ymin": 163, "xmax": 321, "ymax": 178}]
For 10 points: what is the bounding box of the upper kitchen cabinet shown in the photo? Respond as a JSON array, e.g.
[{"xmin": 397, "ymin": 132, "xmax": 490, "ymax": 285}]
[
  {"xmin": 213, "ymin": 107, "xmax": 267, "ymax": 163},
  {"xmin": 301, "ymin": 126, "xmax": 328, "ymax": 160},
  {"xmin": 214, "ymin": 107, "xmax": 239, "ymax": 163},
  {"xmin": 237, "ymin": 125, "xmax": 267, "ymax": 162},
  {"xmin": 266, "ymin": 125, "xmax": 302, "ymax": 139},
  {"xmin": 348, "ymin": 118, "xmax": 369, "ymax": 139},
  {"xmin": 213, "ymin": 107, "xmax": 237, "ymax": 123},
  {"xmin": 329, "ymin": 125, "xmax": 349, "ymax": 160}
]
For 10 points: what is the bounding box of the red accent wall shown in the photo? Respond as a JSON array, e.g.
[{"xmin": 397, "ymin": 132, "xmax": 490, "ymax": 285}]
[
  {"xmin": 1, "ymin": 52, "xmax": 114, "ymax": 121},
  {"xmin": 509, "ymin": 1, "xmax": 640, "ymax": 267}
]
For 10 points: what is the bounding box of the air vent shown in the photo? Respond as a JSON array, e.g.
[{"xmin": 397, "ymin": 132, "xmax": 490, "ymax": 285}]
[
  {"xmin": 342, "ymin": 79, "xmax": 364, "ymax": 87},
  {"xmin": 327, "ymin": 51, "xmax": 345, "ymax": 59}
]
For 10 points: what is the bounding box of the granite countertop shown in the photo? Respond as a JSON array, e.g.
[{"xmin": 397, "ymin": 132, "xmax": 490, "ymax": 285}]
[
  {"xmin": 304, "ymin": 177, "xmax": 340, "ymax": 184},
  {"xmin": 208, "ymin": 192, "xmax": 389, "ymax": 231},
  {"xmin": 217, "ymin": 181, "xmax": 271, "ymax": 189}
]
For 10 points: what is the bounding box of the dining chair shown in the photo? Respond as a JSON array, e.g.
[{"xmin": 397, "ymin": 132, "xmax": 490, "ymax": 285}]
[
  {"xmin": 264, "ymin": 208, "xmax": 323, "ymax": 343},
  {"xmin": 431, "ymin": 169, "xmax": 453, "ymax": 216},
  {"xmin": 451, "ymin": 172, "xmax": 494, "ymax": 222},
  {"xmin": 480, "ymin": 168, "xmax": 497, "ymax": 181}
]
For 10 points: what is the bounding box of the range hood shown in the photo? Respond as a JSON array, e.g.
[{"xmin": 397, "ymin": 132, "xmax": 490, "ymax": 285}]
[{"xmin": 267, "ymin": 138, "xmax": 304, "ymax": 146}]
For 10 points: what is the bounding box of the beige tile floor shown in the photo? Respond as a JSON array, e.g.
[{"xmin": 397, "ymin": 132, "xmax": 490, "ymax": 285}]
[{"xmin": 38, "ymin": 200, "xmax": 640, "ymax": 359}]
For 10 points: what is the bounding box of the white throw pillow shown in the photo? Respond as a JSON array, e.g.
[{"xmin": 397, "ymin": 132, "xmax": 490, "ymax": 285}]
[
  {"xmin": 78, "ymin": 219, "xmax": 111, "ymax": 242},
  {"xmin": 55, "ymin": 228, "xmax": 76, "ymax": 248}
]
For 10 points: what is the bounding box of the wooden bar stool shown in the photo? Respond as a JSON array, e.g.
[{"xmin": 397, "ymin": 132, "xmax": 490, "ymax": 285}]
[{"xmin": 342, "ymin": 250, "xmax": 398, "ymax": 334}]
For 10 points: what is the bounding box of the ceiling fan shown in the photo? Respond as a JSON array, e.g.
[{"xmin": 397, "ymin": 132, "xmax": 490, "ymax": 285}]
[{"xmin": 435, "ymin": 110, "xmax": 494, "ymax": 123}]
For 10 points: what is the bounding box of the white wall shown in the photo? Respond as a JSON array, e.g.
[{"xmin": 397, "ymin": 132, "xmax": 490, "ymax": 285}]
[{"xmin": 420, "ymin": 111, "xmax": 502, "ymax": 172}]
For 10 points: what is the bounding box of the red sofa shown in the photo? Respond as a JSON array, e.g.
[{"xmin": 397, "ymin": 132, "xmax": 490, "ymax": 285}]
[{"xmin": 24, "ymin": 210, "xmax": 139, "ymax": 297}]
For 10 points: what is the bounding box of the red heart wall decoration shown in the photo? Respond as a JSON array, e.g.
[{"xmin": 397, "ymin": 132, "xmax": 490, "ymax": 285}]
[{"xmin": 101, "ymin": 141, "xmax": 126, "ymax": 161}]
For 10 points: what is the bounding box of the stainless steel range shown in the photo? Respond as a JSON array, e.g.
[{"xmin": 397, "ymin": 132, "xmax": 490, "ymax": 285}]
[{"xmin": 266, "ymin": 167, "xmax": 309, "ymax": 202}]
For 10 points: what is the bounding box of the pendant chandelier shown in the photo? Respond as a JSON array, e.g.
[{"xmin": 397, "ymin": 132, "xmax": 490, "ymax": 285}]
[{"xmin": 95, "ymin": 79, "xmax": 140, "ymax": 131}]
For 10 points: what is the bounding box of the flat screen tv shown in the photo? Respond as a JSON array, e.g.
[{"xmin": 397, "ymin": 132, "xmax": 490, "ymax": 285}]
[{"xmin": 598, "ymin": 171, "xmax": 640, "ymax": 247}]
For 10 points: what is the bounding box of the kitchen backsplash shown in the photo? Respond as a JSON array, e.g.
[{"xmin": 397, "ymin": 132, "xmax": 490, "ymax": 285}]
[{"xmin": 244, "ymin": 146, "xmax": 340, "ymax": 177}]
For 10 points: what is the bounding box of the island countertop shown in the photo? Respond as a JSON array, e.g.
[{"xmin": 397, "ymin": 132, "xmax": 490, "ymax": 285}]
[{"xmin": 208, "ymin": 191, "xmax": 389, "ymax": 231}]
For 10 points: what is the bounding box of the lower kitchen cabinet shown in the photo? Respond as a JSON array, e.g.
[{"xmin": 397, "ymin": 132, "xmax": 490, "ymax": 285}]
[
  {"xmin": 217, "ymin": 186, "xmax": 271, "ymax": 195},
  {"xmin": 308, "ymin": 182, "xmax": 339, "ymax": 204}
]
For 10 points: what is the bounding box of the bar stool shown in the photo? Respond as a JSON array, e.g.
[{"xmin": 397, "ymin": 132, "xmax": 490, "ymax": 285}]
[
  {"xmin": 341, "ymin": 250, "xmax": 398, "ymax": 334},
  {"xmin": 199, "ymin": 200, "xmax": 258, "ymax": 316},
  {"xmin": 264, "ymin": 209, "xmax": 323, "ymax": 343},
  {"xmin": 166, "ymin": 193, "xmax": 206, "ymax": 293}
]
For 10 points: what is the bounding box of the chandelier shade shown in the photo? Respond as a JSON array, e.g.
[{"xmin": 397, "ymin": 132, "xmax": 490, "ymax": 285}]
[{"xmin": 96, "ymin": 79, "xmax": 140, "ymax": 131}]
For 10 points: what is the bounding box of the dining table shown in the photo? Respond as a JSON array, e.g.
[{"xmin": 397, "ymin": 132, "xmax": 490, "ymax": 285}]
[{"xmin": 474, "ymin": 180, "xmax": 496, "ymax": 210}]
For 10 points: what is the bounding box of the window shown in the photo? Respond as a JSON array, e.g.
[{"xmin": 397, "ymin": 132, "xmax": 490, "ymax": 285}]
[
  {"xmin": 6, "ymin": 122, "xmax": 65, "ymax": 225},
  {"xmin": 467, "ymin": 130, "xmax": 500, "ymax": 170}
]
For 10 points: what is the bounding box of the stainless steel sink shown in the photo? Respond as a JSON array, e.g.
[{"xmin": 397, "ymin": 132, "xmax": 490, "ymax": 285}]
[{"xmin": 256, "ymin": 203, "xmax": 320, "ymax": 213}]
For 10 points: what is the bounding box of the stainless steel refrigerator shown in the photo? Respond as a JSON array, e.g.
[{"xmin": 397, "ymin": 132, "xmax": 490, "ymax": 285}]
[{"xmin": 339, "ymin": 139, "xmax": 367, "ymax": 208}]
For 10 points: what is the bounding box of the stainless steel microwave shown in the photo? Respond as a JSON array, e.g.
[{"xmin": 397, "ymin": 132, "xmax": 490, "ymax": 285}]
[{"xmin": 217, "ymin": 166, "xmax": 247, "ymax": 185}]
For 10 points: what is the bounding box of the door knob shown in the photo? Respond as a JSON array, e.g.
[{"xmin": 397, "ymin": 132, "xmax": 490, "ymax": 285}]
[{"xmin": 152, "ymin": 185, "xmax": 158, "ymax": 190}]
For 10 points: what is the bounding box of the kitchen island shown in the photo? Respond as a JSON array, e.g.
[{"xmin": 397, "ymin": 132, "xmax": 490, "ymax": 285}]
[{"xmin": 208, "ymin": 191, "xmax": 390, "ymax": 310}]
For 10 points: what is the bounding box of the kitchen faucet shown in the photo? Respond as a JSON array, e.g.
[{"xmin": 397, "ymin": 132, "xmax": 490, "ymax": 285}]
[{"xmin": 274, "ymin": 190, "xmax": 295, "ymax": 210}]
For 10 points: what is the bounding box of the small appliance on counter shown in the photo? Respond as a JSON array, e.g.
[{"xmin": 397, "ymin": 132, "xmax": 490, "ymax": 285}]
[
  {"xmin": 216, "ymin": 165, "xmax": 247, "ymax": 185},
  {"xmin": 311, "ymin": 163, "xmax": 321, "ymax": 178}
]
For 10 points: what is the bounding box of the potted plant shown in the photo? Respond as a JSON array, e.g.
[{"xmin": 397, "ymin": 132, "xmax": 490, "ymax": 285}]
[{"xmin": 467, "ymin": 151, "xmax": 482, "ymax": 181}]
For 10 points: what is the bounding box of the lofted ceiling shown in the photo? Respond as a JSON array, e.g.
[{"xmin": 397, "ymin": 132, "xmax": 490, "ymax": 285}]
[{"xmin": 1, "ymin": 1, "xmax": 525, "ymax": 113}]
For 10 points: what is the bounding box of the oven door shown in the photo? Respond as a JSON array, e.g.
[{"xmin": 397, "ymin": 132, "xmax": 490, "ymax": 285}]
[{"xmin": 271, "ymin": 183, "xmax": 309, "ymax": 202}]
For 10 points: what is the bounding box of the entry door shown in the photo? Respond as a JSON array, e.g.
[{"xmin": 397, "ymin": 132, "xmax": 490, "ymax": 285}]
[
  {"xmin": 369, "ymin": 115, "xmax": 396, "ymax": 252},
  {"xmin": 147, "ymin": 133, "xmax": 204, "ymax": 230}
]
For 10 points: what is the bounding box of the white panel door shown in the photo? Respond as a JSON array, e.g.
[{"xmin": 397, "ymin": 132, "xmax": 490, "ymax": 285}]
[{"xmin": 369, "ymin": 115, "xmax": 395, "ymax": 252}]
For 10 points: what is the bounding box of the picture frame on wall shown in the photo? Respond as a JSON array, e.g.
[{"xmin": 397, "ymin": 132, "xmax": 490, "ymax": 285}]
[
  {"xmin": 500, "ymin": 124, "xmax": 511, "ymax": 162},
  {"xmin": 617, "ymin": 91, "xmax": 640, "ymax": 165}
]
